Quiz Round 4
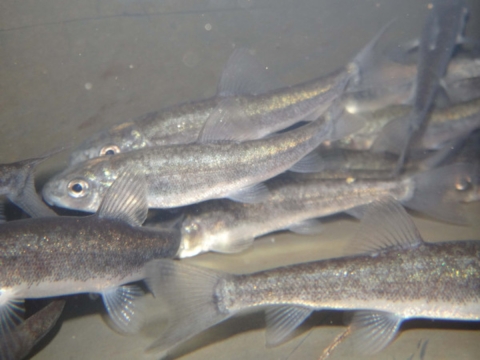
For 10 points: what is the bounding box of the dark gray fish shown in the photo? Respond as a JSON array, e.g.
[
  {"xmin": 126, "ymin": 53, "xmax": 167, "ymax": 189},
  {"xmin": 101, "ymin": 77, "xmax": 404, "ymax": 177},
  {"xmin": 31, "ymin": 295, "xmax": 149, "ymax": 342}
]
[
  {"xmin": 145, "ymin": 200, "xmax": 480, "ymax": 357},
  {"xmin": 68, "ymin": 24, "xmax": 391, "ymax": 166},
  {"xmin": 0, "ymin": 169, "xmax": 180, "ymax": 337},
  {"xmin": 175, "ymin": 163, "xmax": 475, "ymax": 258},
  {"xmin": 0, "ymin": 300, "xmax": 65, "ymax": 360},
  {"xmin": 0, "ymin": 152, "xmax": 58, "ymax": 218},
  {"xmin": 376, "ymin": 0, "xmax": 469, "ymax": 173}
]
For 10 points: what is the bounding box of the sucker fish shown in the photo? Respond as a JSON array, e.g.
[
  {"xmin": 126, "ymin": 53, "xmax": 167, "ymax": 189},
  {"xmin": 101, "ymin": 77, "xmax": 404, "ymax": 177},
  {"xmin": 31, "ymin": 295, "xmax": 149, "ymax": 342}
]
[
  {"xmin": 68, "ymin": 24, "xmax": 391, "ymax": 166},
  {"xmin": 145, "ymin": 199, "xmax": 480, "ymax": 357},
  {"xmin": 43, "ymin": 115, "xmax": 343, "ymax": 212},
  {"xmin": 0, "ymin": 300, "xmax": 65, "ymax": 360},
  {"xmin": 176, "ymin": 163, "xmax": 476, "ymax": 258},
  {"xmin": 0, "ymin": 170, "xmax": 180, "ymax": 337}
]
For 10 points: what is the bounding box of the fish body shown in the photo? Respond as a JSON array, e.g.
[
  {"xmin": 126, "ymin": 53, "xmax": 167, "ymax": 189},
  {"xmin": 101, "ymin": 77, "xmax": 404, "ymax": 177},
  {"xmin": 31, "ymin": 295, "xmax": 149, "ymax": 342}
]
[
  {"xmin": 0, "ymin": 215, "xmax": 178, "ymax": 300},
  {"xmin": 344, "ymin": 54, "xmax": 480, "ymax": 114},
  {"xmin": 0, "ymin": 300, "xmax": 65, "ymax": 360},
  {"xmin": 392, "ymin": 0, "xmax": 469, "ymax": 171},
  {"xmin": 336, "ymin": 97, "xmax": 480, "ymax": 151},
  {"xmin": 177, "ymin": 164, "xmax": 475, "ymax": 257},
  {"xmin": 145, "ymin": 200, "xmax": 480, "ymax": 356},
  {"xmin": 0, "ymin": 170, "xmax": 180, "ymax": 335},
  {"xmin": 69, "ymin": 24, "xmax": 390, "ymax": 165},
  {"xmin": 43, "ymin": 117, "xmax": 335, "ymax": 212},
  {"xmin": 0, "ymin": 154, "xmax": 57, "ymax": 218},
  {"xmin": 69, "ymin": 99, "xmax": 219, "ymax": 165}
]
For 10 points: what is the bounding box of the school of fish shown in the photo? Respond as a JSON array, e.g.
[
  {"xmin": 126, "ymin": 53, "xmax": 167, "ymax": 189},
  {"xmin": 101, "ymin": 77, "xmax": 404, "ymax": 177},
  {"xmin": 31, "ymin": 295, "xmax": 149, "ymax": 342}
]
[{"xmin": 1, "ymin": 1, "xmax": 479, "ymax": 358}]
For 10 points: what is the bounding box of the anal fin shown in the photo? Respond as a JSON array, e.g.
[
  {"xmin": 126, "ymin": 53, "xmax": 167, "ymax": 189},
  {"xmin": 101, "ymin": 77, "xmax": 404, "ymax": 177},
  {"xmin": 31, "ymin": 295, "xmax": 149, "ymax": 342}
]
[
  {"xmin": 350, "ymin": 310, "xmax": 402, "ymax": 355},
  {"xmin": 265, "ymin": 305, "xmax": 312, "ymax": 347},
  {"xmin": 101, "ymin": 285, "xmax": 144, "ymax": 334}
]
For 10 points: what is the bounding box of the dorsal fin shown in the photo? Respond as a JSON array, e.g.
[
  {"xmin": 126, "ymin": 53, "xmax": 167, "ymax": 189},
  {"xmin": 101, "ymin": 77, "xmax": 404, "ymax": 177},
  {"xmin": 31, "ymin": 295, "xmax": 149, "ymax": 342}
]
[
  {"xmin": 97, "ymin": 167, "xmax": 148, "ymax": 227},
  {"xmin": 217, "ymin": 48, "xmax": 281, "ymax": 97},
  {"xmin": 351, "ymin": 197, "xmax": 423, "ymax": 255}
]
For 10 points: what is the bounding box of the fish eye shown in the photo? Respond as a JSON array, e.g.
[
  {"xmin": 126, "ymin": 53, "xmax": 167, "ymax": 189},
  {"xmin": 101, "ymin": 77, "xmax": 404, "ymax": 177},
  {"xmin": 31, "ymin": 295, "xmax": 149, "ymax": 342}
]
[
  {"xmin": 99, "ymin": 145, "xmax": 121, "ymax": 156},
  {"xmin": 67, "ymin": 179, "xmax": 89, "ymax": 198},
  {"xmin": 455, "ymin": 176, "xmax": 471, "ymax": 191}
]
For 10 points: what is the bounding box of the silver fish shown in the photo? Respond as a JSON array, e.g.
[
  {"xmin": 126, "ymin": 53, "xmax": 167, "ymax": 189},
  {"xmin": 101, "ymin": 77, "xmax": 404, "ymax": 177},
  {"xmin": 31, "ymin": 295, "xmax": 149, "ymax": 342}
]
[
  {"xmin": 0, "ymin": 300, "xmax": 65, "ymax": 360},
  {"xmin": 68, "ymin": 24, "xmax": 390, "ymax": 166},
  {"xmin": 0, "ymin": 170, "xmax": 180, "ymax": 336},
  {"xmin": 176, "ymin": 164, "xmax": 475, "ymax": 258},
  {"xmin": 43, "ymin": 115, "xmax": 341, "ymax": 212},
  {"xmin": 343, "ymin": 54, "xmax": 480, "ymax": 114},
  {"xmin": 0, "ymin": 152, "xmax": 58, "ymax": 218},
  {"xmin": 332, "ymin": 97, "xmax": 480, "ymax": 152},
  {"xmin": 379, "ymin": 0, "xmax": 469, "ymax": 173},
  {"xmin": 145, "ymin": 199, "xmax": 480, "ymax": 357}
]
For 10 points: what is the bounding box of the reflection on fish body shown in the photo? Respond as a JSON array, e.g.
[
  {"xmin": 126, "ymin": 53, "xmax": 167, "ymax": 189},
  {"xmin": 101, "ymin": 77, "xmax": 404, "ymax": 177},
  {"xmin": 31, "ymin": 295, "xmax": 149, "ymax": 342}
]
[
  {"xmin": 43, "ymin": 116, "xmax": 341, "ymax": 212},
  {"xmin": 145, "ymin": 200, "xmax": 480, "ymax": 357},
  {"xmin": 0, "ymin": 153, "xmax": 58, "ymax": 218},
  {"xmin": 386, "ymin": 0, "xmax": 469, "ymax": 172},
  {"xmin": 69, "ymin": 23, "xmax": 390, "ymax": 166},
  {"xmin": 0, "ymin": 300, "xmax": 65, "ymax": 360},
  {"xmin": 335, "ymin": 97, "xmax": 480, "ymax": 151},
  {"xmin": 177, "ymin": 164, "xmax": 475, "ymax": 258},
  {"xmin": 0, "ymin": 171, "xmax": 180, "ymax": 337}
]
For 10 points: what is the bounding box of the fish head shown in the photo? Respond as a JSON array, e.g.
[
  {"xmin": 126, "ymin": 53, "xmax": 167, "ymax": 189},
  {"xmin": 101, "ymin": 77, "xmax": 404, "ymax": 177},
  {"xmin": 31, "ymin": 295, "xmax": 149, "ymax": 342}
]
[
  {"xmin": 69, "ymin": 121, "xmax": 147, "ymax": 166},
  {"xmin": 42, "ymin": 157, "xmax": 120, "ymax": 213},
  {"xmin": 177, "ymin": 214, "xmax": 209, "ymax": 258},
  {"xmin": 177, "ymin": 210, "xmax": 236, "ymax": 258}
]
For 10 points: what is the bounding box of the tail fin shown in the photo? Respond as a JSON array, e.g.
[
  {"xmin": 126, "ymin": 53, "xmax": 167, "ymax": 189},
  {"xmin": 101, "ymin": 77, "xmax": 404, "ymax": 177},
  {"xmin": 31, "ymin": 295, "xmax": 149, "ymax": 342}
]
[
  {"xmin": 403, "ymin": 163, "xmax": 472, "ymax": 224},
  {"xmin": 145, "ymin": 260, "xmax": 234, "ymax": 354},
  {"xmin": 348, "ymin": 19, "xmax": 396, "ymax": 88}
]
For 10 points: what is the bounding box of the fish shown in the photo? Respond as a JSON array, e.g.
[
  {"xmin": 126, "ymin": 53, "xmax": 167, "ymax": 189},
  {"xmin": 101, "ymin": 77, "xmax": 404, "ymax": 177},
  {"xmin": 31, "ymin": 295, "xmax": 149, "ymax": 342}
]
[
  {"xmin": 330, "ymin": 97, "xmax": 480, "ymax": 152},
  {"xmin": 0, "ymin": 152, "xmax": 58, "ymax": 218},
  {"xmin": 0, "ymin": 300, "xmax": 65, "ymax": 360},
  {"xmin": 343, "ymin": 54, "xmax": 480, "ymax": 114},
  {"xmin": 68, "ymin": 23, "xmax": 391, "ymax": 166},
  {"xmin": 377, "ymin": 0, "xmax": 469, "ymax": 173},
  {"xmin": 42, "ymin": 113, "xmax": 345, "ymax": 212},
  {"xmin": 176, "ymin": 163, "xmax": 474, "ymax": 258},
  {"xmin": 144, "ymin": 199, "xmax": 480, "ymax": 357},
  {"xmin": 0, "ymin": 169, "xmax": 180, "ymax": 337}
]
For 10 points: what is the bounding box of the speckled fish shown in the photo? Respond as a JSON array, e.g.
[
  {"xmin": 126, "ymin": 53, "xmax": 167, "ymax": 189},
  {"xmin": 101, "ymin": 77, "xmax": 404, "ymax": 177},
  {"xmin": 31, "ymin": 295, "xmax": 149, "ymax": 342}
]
[
  {"xmin": 343, "ymin": 54, "xmax": 480, "ymax": 114},
  {"xmin": 43, "ymin": 114, "xmax": 345, "ymax": 212},
  {"xmin": 145, "ymin": 199, "xmax": 480, "ymax": 357},
  {"xmin": 176, "ymin": 163, "xmax": 475, "ymax": 258},
  {"xmin": 0, "ymin": 170, "xmax": 180, "ymax": 337},
  {"xmin": 0, "ymin": 300, "xmax": 65, "ymax": 360},
  {"xmin": 0, "ymin": 152, "xmax": 58, "ymax": 218},
  {"xmin": 68, "ymin": 24, "xmax": 391, "ymax": 166},
  {"xmin": 330, "ymin": 97, "xmax": 480, "ymax": 152},
  {"xmin": 378, "ymin": 0, "xmax": 469, "ymax": 173}
]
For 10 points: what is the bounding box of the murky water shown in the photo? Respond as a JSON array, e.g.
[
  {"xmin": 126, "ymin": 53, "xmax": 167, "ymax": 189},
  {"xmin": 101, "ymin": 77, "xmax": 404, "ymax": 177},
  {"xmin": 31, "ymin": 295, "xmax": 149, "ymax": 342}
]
[{"xmin": 1, "ymin": 0, "xmax": 479, "ymax": 359}]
